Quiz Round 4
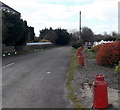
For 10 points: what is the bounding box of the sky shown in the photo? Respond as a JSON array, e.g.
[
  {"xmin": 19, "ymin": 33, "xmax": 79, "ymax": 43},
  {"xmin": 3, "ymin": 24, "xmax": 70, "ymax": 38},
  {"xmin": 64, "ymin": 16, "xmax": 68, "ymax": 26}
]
[{"xmin": 1, "ymin": 0, "xmax": 119, "ymax": 36}]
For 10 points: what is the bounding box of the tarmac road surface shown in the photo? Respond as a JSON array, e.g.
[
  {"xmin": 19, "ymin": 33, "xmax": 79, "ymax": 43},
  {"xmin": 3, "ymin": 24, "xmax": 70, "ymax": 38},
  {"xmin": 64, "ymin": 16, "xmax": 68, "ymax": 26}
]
[{"xmin": 2, "ymin": 46, "xmax": 72, "ymax": 108}]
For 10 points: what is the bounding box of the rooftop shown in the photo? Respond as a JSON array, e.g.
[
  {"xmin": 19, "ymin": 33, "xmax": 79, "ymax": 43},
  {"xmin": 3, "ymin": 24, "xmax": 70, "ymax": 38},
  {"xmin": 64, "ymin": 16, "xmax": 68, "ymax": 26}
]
[{"xmin": 0, "ymin": 1, "xmax": 20, "ymax": 15}]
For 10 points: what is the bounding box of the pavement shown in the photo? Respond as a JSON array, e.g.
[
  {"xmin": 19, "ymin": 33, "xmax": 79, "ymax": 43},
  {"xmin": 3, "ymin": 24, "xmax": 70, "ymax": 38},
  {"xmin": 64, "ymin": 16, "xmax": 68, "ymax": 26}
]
[{"xmin": 2, "ymin": 46, "xmax": 72, "ymax": 108}]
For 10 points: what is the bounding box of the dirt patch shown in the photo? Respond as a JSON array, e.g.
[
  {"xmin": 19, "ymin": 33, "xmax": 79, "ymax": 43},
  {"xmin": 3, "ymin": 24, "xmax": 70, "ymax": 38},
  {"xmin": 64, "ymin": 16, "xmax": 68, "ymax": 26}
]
[{"xmin": 73, "ymin": 49, "xmax": 119, "ymax": 109}]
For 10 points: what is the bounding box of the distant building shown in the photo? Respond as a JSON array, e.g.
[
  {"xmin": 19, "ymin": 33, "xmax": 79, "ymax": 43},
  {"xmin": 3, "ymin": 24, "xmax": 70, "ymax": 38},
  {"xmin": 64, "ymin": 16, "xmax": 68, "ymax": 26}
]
[{"xmin": 0, "ymin": 1, "xmax": 20, "ymax": 16}]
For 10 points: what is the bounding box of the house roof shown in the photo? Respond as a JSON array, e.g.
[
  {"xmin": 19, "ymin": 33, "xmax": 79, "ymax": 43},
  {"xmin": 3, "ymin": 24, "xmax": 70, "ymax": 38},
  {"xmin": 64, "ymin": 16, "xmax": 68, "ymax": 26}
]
[{"xmin": 0, "ymin": 1, "xmax": 20, "ymax": 15}]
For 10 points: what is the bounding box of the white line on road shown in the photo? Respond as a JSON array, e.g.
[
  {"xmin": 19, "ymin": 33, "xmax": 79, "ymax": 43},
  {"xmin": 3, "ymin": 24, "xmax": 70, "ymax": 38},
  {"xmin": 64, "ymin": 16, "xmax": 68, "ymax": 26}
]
[
  {"xmin": 46, "ymin": 72, "xmax": 51, "ymax": 74},
  {"xmin": 2, "ymin": 63, "xmax": 14, "ymax": 69}
]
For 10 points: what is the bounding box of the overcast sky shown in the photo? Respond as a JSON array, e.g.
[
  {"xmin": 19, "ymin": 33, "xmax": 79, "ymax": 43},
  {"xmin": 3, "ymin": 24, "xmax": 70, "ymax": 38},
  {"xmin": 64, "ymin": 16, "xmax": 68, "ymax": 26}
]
[{"xmin": 1, "ymin": 0, "xmax": 119, "ymax": 36}]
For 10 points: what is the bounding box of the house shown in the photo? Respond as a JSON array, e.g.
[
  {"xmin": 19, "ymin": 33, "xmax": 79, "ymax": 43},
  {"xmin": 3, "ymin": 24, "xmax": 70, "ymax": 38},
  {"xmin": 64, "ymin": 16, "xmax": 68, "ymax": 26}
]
[{"xmin": 0, "ymin": 1, "xmax": 20, "ymax": 16}]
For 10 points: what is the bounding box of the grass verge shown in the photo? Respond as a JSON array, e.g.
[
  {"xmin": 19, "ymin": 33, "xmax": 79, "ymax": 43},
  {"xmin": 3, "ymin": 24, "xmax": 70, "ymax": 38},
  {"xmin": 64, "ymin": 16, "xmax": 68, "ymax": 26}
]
[
  {"xmin": 66, "ymin": 48, "xmax": 85, "ymax": 109},
  {"xmin": 83, "ymin": 49, "xmax": 95, "ymax": 59}
]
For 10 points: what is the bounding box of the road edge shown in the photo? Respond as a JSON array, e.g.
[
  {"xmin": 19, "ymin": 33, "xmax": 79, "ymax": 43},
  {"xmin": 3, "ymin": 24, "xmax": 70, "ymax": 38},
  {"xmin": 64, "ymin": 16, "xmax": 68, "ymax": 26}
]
[{"xmin": 66, "ymin": 48, "xmax": 86, "ymax": 109}]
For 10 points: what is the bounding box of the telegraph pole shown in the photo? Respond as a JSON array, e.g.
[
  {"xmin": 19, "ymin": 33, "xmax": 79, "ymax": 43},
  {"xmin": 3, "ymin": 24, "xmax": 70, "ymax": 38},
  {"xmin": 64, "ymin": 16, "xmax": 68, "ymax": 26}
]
[{"xmin": 79, "ymin": 11, "xmax": 81, "ymax": 39}]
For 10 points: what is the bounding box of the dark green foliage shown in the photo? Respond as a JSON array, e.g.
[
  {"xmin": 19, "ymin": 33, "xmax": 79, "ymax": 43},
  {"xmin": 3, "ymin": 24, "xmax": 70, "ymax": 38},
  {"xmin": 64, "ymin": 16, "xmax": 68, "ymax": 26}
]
[
  {"xmin": 93, "ymin": 32, "xmax": 120, "ymax": 42},
  {"xmin": 39, "ymin": 28, "xmax": 71, "ymax": 45},
  {"xmin": 2, "ymin": 11, "xmax": 23, "ymax": 46},
  {"xmin": 28, "ymin": 26, "xmax": 35, "ymax": 41},
  {"xmin": 71, "ymin": 42, "xmax": 81, "ymax": 49},
  {"xmin": 2, "ymin": 11, "xmax": 35, "ymax": 46},
  {"xmin": 116, "ymin": 38, "xmax": 120, "ymax": 41},
  {"xmin": 55, "ymin": 28, "xmax": 70, "ymax": 45},
  {"xmin": 14, "ymin": 20, "xmax": 28, "ymax": 46},
  {"xmin": 104, "ymin": 36, "xmax": 116, "ymax": 41},
  {"xmin": 39, "ymin": 28, "xmax": 49, "ymax": 39}
]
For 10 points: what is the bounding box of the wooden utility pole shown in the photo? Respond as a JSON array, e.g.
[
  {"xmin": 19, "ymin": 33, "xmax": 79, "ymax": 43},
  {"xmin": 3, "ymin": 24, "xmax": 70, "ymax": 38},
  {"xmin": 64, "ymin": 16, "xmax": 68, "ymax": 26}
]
[{"xmin": 79, "ymin": 11, "xmax": 81, "ymax": 39}]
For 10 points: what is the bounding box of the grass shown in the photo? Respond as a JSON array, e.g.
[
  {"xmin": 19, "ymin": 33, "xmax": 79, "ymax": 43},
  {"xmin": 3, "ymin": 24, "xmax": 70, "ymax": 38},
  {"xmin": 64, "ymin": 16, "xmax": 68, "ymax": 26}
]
[
  {"xmin": 66, "ymin": 48, "xmax": 86, "ymax": 109},
  {"xmin": 83, "ymin": 49, "xmax": 95, "ymax": 59}
]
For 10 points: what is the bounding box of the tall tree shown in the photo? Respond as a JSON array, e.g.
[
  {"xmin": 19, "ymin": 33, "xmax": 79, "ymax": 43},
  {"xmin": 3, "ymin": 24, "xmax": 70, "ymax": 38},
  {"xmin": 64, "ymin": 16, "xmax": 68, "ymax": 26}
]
[
  {"xmin": 39, "ymin": 28, "xmax": 49, "ymax": 39},
  {"xmin": 44, "ymin": 30, "xmax": 58, "ymax": 43},
  {"xmin": 55, "ymin": 28, "xmax": 70, "ymax": 45},
  {"xmin": 39, "ymin": 28, "xmax": 71, "ymax": 45},
  {"xmin": 2, "ymin": 10, "xmax": 35, "ymax": 46},
  {"xmin": 15, "ymin": 20, "xmax": 29, "ymax": 46},
  {"xmin": 2, "ymin": 11, "xmax": 24, "ymax": 46},
  {"xmin": 28, "ymin": 26, "xmax": 35, "ymax": 41},
  {"xmin": 81, "ymin": 27, "xmax": 94, "ymax": 43}
]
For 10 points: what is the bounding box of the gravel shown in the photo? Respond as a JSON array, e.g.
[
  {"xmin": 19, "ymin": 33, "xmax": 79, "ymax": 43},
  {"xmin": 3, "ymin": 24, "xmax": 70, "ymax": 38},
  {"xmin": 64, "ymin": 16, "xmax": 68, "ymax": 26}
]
[{"xmin": 73, "ymin": 51, "xmax": 119, "ymax": 108}]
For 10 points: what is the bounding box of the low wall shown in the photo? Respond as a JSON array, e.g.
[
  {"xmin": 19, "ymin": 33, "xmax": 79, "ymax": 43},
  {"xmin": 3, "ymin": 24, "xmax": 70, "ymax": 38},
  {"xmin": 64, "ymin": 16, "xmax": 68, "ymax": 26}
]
[
  {"xmin": 2, "ymin": 44, "xmax": 53, "ymax": 54},
  {"xmin": 2, "ymin": 45, "xmax": 15, "ymax": 53}
]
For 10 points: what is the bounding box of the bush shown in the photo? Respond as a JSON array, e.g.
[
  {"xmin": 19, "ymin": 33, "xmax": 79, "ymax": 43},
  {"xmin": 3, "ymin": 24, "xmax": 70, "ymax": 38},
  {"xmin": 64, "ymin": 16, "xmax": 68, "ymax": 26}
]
[
  {"xmin": 104, "ymin": 36, "xmax": 116, "ymax": 41},
  {"xmin": 115, "ymin": 61, "xmax": 120, "ymax": 73},
  {"xmin": 96, "ymin": 41, "xmax": 120, "ymax": 66},
  {"xmin": 116, "ymin": 38, "xmax": 120, "ymax": 41},
  {"xmin": 91, "ymin": 44, "xmax": 103, "ymax": 53},
  {"xmin": 71, "ymin": 42, "xmax": 81, "ymax": 49}
]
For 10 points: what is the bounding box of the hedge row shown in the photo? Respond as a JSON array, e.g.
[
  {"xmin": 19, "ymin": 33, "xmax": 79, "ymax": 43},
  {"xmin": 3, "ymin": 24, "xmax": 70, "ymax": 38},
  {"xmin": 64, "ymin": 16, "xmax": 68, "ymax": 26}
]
[{"xmin": 95, "ymin": 41, "xmax": 120, "ymax": 66}]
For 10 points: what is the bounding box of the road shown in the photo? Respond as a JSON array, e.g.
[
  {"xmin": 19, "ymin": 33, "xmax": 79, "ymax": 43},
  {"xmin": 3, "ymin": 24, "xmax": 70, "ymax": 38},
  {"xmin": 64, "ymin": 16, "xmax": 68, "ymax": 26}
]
[{"xmin": 2, "ymin": 46, "xmax": 72, "ymax": 108}]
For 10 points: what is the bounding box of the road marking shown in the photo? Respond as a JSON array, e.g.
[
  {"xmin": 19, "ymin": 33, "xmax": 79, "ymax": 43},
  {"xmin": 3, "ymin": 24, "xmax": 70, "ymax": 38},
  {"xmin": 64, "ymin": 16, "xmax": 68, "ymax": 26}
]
[
  {"xmin": 2, "ymin": 63, "xmax": 14, "ymax": 69},
  {"xmin": 46, "ymin": 72, "xmax": 51, "ymax": 74}
]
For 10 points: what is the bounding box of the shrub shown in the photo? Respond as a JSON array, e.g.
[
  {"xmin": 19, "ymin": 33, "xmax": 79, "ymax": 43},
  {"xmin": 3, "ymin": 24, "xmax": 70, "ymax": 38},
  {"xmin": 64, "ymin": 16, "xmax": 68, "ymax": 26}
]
[
  {"xmin": 71, "ymin": 42, "xmax": 81, "ymax": 49},
  {"xmin": 96, "ymin": 41, "xmax": 120, "ymax": 66},
  {"xmin": 104, "ymin": 36, "xmax": 116, "ymax": 41},
  {"xmin": 116, "ymin": 38, "xmax": 120, "ymax": 41},
  {"xmin": 91, "ymin": 44, "xmax": 103, "ymax": 53},
  {"xmin": 115, "ymin": 61, "xmax": 120, "ymax": 73}
]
